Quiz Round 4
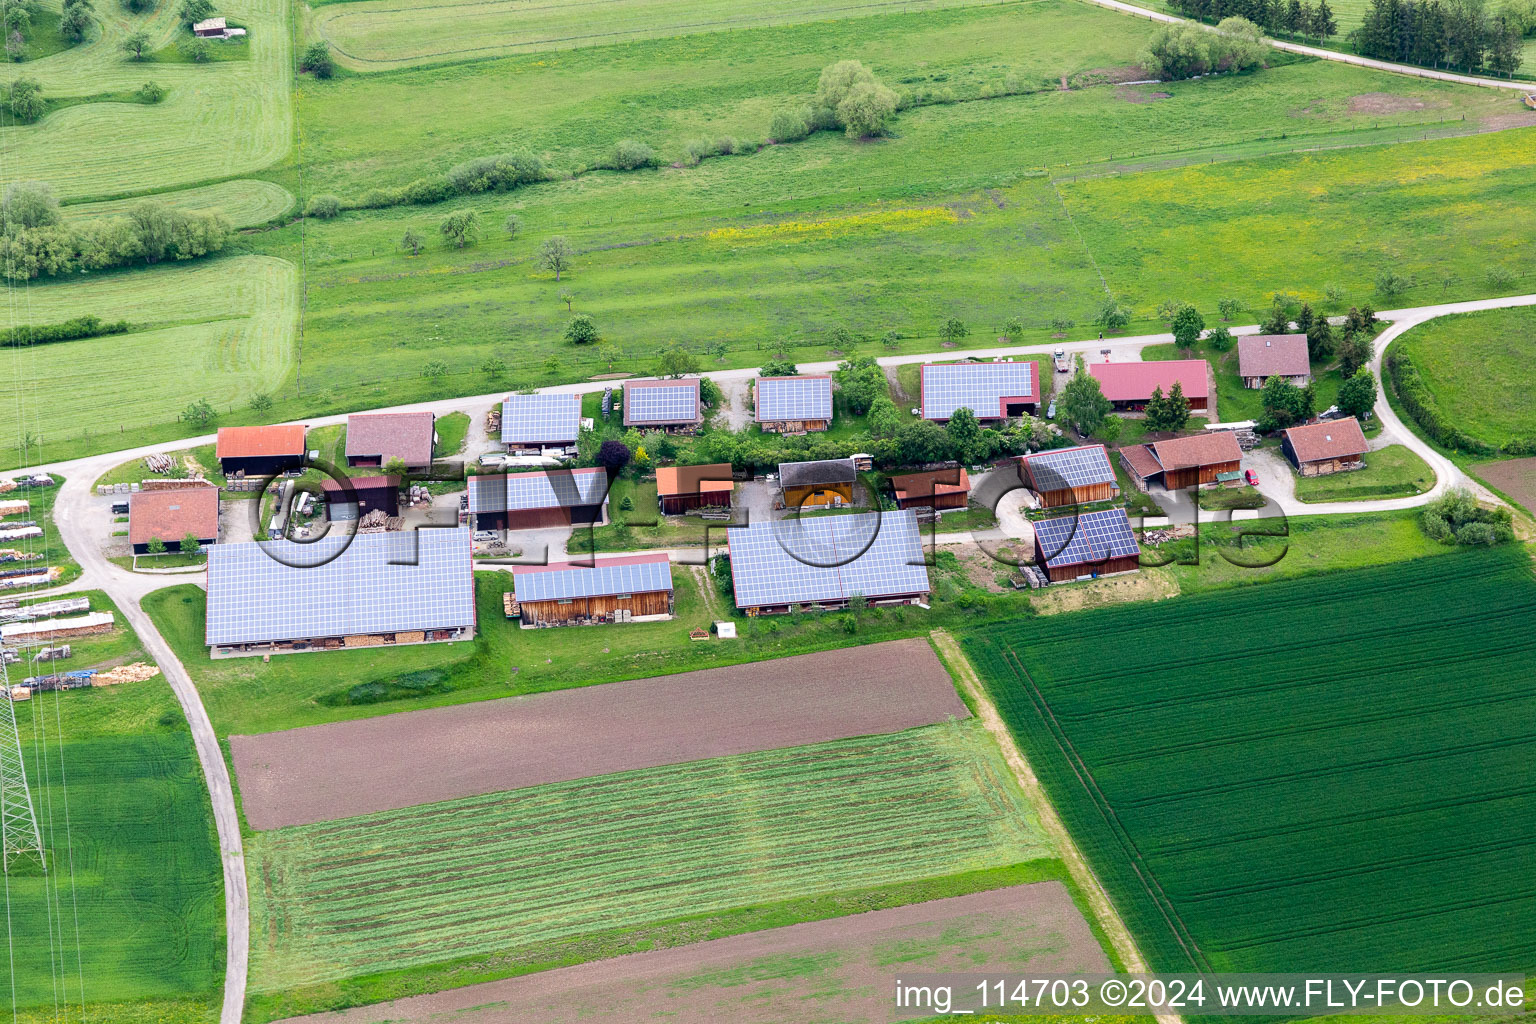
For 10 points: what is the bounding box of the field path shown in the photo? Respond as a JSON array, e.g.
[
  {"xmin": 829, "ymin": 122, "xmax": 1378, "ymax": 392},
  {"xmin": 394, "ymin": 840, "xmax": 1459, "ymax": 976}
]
[{"xmin": 931, "ymin": 629, "xmax": 1183, "ymax": 1024}]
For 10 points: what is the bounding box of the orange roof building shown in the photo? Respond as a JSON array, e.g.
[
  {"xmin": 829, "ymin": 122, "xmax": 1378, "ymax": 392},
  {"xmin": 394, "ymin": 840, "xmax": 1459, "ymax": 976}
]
[
  {"xmin": 128, "ymin": 486, "xmax": 219, "ymax": 555},
  {"xmin": 215, "ymin": 425, "xmax": 307, "ymax": 477}
]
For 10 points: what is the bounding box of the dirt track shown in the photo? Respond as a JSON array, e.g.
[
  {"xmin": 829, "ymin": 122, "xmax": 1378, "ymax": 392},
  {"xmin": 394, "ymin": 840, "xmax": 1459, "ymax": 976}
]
[
  {"xmin": 277, "ymin": 881, "xmax": 1107, "ymax": 1024},
  {"xmin": 233, "ymin": 638, "xmax": 968, "ymax": 829}
]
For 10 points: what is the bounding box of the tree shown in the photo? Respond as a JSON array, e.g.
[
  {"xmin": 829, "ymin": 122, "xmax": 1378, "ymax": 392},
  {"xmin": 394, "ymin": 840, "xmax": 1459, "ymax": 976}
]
[
  {"xmin": 1217, "ymin": 297, "xmax": 1242, "ymax": 322},
  {"xmin": 598, "ymin": 342, "xmax": 619, "ymax": 370},
  {"xmin": 1049, "ymin": 317, "xmax": 1075, "ymax": 338},
  {"xmin": 121, "ymin": 29, "xmax": 150, "ymax": 59},
  {"xmin": 1001, "ymin": 315, "xmax": 1025, "ymax": 342},
  {"xmin": 867, "ymin": 395, "xmax": 900, "ymax": 438},
  {"xmin": 1312, "ymin": 0, "xmax": 1337, "ymax": 39},
  {"xmin": 938, "ymin": 317, "xmax": 969, "ymax": 346},
  {"xmin": 7, "ymin": 30, "xmax": 24, "ymax": 63},
  {"xmin": 834, "ymin": 356, "xmax": 885, "ymax": 415},
  {"xmin": 1294, "ymin": 302, "xmax": 1315, "ymax": 335},
  {"xmin": 4, "ymin": 5, "xmax": 29, "ymax": 34},
  {"xmin": 60, "ymin": 2, "xmax": 92, "ymax": 42},
  {"xmin": 422, "ymin": 360, "xmax": 448, "ymax": 380},
  {"xmin": 179, "ymin": 531, "xmax": 201, "ymax": 555},
  {"xmin": 1163, "ymin": 380, "xmax": 1191, "ymax": 431},
  {"xmin": 657, "ymin": 345, "xmax": 699, "ymax": 378},
  {"xmin": 1337, "ymin": 368, "xmax": 1377, "ymax": 419},
  {"xmin": 1259, "ymin": 374, "xmax": 1306, "ymax": 428},
  {"xmin": 299, "ymin": 41, "xmax": 333, "ymax": 78},
  {"xmin": 479, "ymin": 355, "xmax": 506, "ymax": 379},
  {"xmin": 698, "ymin": 376, "xmax": 721, "ymax": 408},
  {"xmin": 837, "ymin": 79, "xmax": 898, "ymax": 138},
  {"xmin": 1155, "ymin": 299, "xmax": 1181, "ymax": 326},
  {"xmin": 249, "ymin": 392, "xmax": 273, "ymax": 412},
  {"xmin": 880, "ymin": 329, "xmax": 901, "ymax": 350},
  {"xmin": 1375, "ymin": 268, "xmax": 1410, "ymax": 297},
  {"xmin": 1260, "ymin": 301, "xmax": 1291, "ymax": 334},
  {"xmin": 537, "ymin": 236, "xmax": 574, "ymax": 280},
  {"xmin": 564, "ymin": 313, "xmax": 598, "ymax": 345},
  {"xmin": 1305, "ymin": 315, "xmax": 1335, "ymax": 362},
  {"xmin": 136, "ymin": 80, "xmax": 165, "ymax": 103},
  {"xmin": 1336, "ymin": 330, "xmax": 1372, "ymax": 378},
  {"xmin": 1206, "ymin": 325, "xmax": 1235, "ymax": 351},
  {"xmin": 2, "ymin": 180, "xmax": 57, "ymax": 229},
  {"xmin": 177, "ymin": 0, "xmax": 212, "ymax": 23},
  {"xmin": 400, "ymin": 228, "xmax": 423, "ymax": 256},
  {"xmin": 1171, "ymin": 303, "xmax": 1205, "ymax": 353},
  {"xmin": 945, "ymin": 407, "xmax": 984, "ymax": 464},
  {"xmin": 894, "ymin": 420, "xmax": 952, "ymax": 465},
  {"xmin": 1093, "ymin": 298, "xmax": 1131, "ymax": 334},
  {"xmin": 1060, "ymin": 363, "xmax": 1112, "ymax": 435},
  {"xmin": 1143, "ymin": 385, "xmax": 1172, "ymax": 431},
  {"xmin": 179, "ymin": 398, "xmax": 216, "ymax": 427},
  {"xmin": 759, "ymin": 358, "xmax": 797, "ymax": 377},
  {"xmin": 439, "ymin": 209, "xmax": 479, "ymax": 248},
  {"xmin": 146, "ymin": 537, "xmax": 166, "ymax": 554},
  {"xmin": 502, "ymin": 213, "xmax": 522, "ymax": 239}
]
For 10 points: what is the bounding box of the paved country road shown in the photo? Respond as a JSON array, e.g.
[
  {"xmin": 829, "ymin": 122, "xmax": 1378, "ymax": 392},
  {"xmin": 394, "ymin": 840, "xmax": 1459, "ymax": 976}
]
[{"xmin": 16, "ymin": 292, "xmax": 1535, "ymax": 1023}]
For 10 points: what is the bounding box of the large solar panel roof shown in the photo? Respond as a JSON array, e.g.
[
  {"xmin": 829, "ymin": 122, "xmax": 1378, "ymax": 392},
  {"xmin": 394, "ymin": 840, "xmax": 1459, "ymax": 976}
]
[
  {"xmin": 625, "ymin": 382, "xmax": 698, "ymax": 424},
  {"xmin": 205, "ymin": 528, "xmax": 474, "ymax": 646},
  {"xmin": 468, "ymin": 469, "xmax": 609, "ymax": 513},
  {"xmin": 756, "ymin": 376, "xmax": 833, "ymax": 422},
  {"xmin": 1024, "ymin": 444, "xmax": 1116, "ymax": 490},
  {"xmin": 501, "ymin": 394, "xmax": 581, "ymax": 444},
  {"xmin": 728, "ymin": 510, "xmax": 930, "ymax": 608},
  {"xmin": 1033, "ymin": 507, "xmax": 1140, "ymax": 569},
  {"xmin": 514, "ymin": 557, "xmax": 673, "ymax": 602},
  {"xmin": 922, "ymin": 362, "xmax": 1035, "ymax": 420}
]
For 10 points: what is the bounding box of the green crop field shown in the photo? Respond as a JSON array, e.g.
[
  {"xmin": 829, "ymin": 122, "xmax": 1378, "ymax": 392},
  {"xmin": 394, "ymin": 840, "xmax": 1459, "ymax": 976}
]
[
  {"xmin": 1392, "ymin": 306, "xmax": 1536, "ymax": 450},
  {"xmin": 1294, "ymin": 443, "xmax": 1435, "ymax": 501},
  {"xmin": 247, "ymin": 720, "xmax": 1049, "ymax": 991},
  {"xmin": 964, "ymin": 547, "xmax": 1536, "ymax": 976},
  {"xmin": 1, "ymin": 255, "xmax": 297, "ymax": 464},
  {"xmin": 312, "ymin": 0, "xmax": 1003, "ymax": 69},
  {"xmin": 2, "ymin": 0, "xmax": 290, "ymax": 199},
  {"xmin": 66, "ymin": 179, "xmax": 296, "ymax": 228},
  {"xmin": 2, "ymin": 593, "xmax": 223, "ymax": 1024}
]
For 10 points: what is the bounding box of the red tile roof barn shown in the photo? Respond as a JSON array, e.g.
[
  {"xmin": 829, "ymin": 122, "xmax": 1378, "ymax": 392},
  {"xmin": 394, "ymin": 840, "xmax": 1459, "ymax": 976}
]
[
  {"xmin": 1284, "ymin": 418, "xmax": 1369, "ymax": 463},
  {"xmin": 129, "ymin": 487, "xmax": 219, "ymax": 547},
  {"xmin": 320, "ymin": 474, "xmax": 401, "ymax": 493},
  {"xmin": 1088, "ymin": 360, "xmax": 1209, "ymax": 401},
  {"xmin": 216, "ymin": 424, "xmax": 307, "ymax": 460},
  {"xmin": 890, "ymin": 468, "xmax": 970, "ymax": 502},
  {"xmin": 1149, "ymin": 431, "xmax": 1243, "ymax": 471},
  {"xmin": 655, "ymin": 463, "xmax": 734, "ymax": 497},
  {"xmin": 1238, "ymin": 334, "xmax": 1310, "ymax": 379},
  {"xmin": 345, "ymin": 411, "xmax": 436, "ymax": 466},
  {"xmin": 1117, "ymin": 444, "xmax": 1164, "ymax": 481}
]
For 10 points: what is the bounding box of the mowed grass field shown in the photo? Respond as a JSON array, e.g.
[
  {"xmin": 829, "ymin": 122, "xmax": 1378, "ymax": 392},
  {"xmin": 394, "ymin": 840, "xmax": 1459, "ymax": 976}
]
[
  {"xmin": 4, "ymin": 593, "xmax": 223, "ymax": 1024},
  {"xmin": 964, "ymin": 548, "xmax": 1536, "ymax": 975},
  {"xmin": 1, "ymin": 255, "xmax": 297, "ymax": 465},
  {"xmin": 247, "ymin": 721, "xmax": 1049, "ymax": 991},
  {"xmin": 0, "ymin": 0, "xmax": 290, "ymax": 199},
  {"xmin": 65, "ymin": 179, "xmax": 296, "ymax": 228},
  {"xmin": 312, "ymin": 0, "xmax": 1003, "ymax": 69},
  {"xmin": 1392, "ymin": 306, "xmax": 1536, "ymax": 450},
  {"xmin": 1293, "ymin": 444, "xmax": 1435, "ymax": 502}
]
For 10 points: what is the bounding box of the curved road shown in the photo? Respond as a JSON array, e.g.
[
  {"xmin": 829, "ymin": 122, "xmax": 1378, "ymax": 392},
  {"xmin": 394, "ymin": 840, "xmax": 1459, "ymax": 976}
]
[{"xmin": 14, "ymin": 292, "xmax": 1533, "ymax": 1024}]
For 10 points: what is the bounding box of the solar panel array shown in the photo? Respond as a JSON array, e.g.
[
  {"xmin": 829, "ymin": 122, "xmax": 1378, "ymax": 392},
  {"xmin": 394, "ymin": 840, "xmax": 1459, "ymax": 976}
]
[
  {"xmin": 756, "ymin": 376, "xmax": 832, "ymax": 422},
  {"xmin": 468, "ymin": 469, "xmax": 609, "ymax": 513},
  {"xmin": 626, "ymin": 382, "xmax": 698, "ymax": 424},
  {"xmin": 205, "ymin": 528, "xmax": 474, "ymax": 646},
  {"xmin": 728, "ymin": 511, "xmax": 930, "ymax": 608},
  {"xmin": 1033, "ymin": 507, "xmax": 1139, "ymax": 569},
  {"xmin": 515, "ymin": 558, "xmax": 673, "ymax": 602},
  {"xmin": 501, "ymin": 394, "xmax": 581, "ymax": 444},
  {"xmin": 922, "ymin": 363, "xmax": 1034, "ymax": 420},
  {"xmin": 1025, "ymin": 444, "xmax": 1115, "ymax": 490}
]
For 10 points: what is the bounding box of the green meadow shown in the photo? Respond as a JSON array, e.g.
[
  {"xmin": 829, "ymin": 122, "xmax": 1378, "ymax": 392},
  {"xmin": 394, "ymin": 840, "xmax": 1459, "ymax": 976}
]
[{"xmin": 1392, "ymin": 306, "xmax": 1536, "ymax": 450}]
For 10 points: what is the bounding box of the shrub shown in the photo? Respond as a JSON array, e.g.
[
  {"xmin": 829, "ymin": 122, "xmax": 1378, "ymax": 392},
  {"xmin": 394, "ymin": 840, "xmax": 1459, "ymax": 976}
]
[
  {"xmin": 1419, "ymin": 487, "xmax": 1512, "ymax": 545},
  {"xmin": 305, "ymin": 194, "xmax": 340, "ymax": 219},
  {"xmin": 299, "ymin": 41, "xmax": 333, "ymax": 78},
  {"xmin": 683, "ymin": 138, "xmax": 712, "ymax": 165},
  {"xmin": 137, "ymin": 81, "xmax": 166, "ymax": 103},
  {"xmin": 610, "ymin": 139, "xmax": 656, "ymax": 170},
  {"xmin": 1485, "ymin": 266, "xmax": 1516, "ymax": 289},
  {"xmin": 1375, "ymin": 268, "xmax": 1411, "ymax": 297},
  {"xmin": 565, "ymin": 313, "xmax": 598, "ymax": 345},
  {"xmin": 6, "ymin": 76, "xmax": 41, "ymax": 121},
  {"xmin": 179, "ymin": 36, "xmax": 211, "ymax": 62},
  {"xmin": 713, "ymin": 135, "xmax": 738, "ymax": 155},
  {"xmin": 769, "ymin": 108, "xmax": 810, "ymax": 142},
  {"xmin": 445, "ymin": 150, "xmax": 544, "ymax": 194},
  {"xmin": 1206, "ymin": 325, "xmax": 1235, "ymax": 351}
]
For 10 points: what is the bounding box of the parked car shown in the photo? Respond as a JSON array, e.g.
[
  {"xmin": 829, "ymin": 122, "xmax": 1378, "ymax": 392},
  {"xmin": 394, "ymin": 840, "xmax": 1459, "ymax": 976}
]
[
  {"xmin": 110, "ymin": 502, "xmax": 129, "ymax": 515},
  {"xmin": 1244, "ymin": 469, "xmax": 1259, "ymax": 486}
]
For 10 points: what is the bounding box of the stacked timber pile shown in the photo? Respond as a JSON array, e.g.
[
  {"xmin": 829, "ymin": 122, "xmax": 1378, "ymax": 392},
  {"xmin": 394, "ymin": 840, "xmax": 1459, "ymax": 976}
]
[
  {"xmin": 0, "ymin": 566, "xmax": 61, "ymax": 589},
  {"xmin": 94, "ymin": 663, "xmax": 161, "ymax": 686},
  {"xmin": 357, "ymin": 509, "xmax": 390, "ymax": 534},
  {"xmin": 0, "ymin": 549, "xmax": 43, "ymax": 563},
  {"xmin": 140, "ymin": 477, "xmax": 213, "ymax": 491},
  {"xmin": 0, "ymin": 500, "xmax": 29, "ymax": 517},
  {"xmin": 1, "ymin": 597, "xmax": 89, "ymax": 622},
  {"xmin": 1, "ymin": 612, "xmax": 114, "ymax": 642}
]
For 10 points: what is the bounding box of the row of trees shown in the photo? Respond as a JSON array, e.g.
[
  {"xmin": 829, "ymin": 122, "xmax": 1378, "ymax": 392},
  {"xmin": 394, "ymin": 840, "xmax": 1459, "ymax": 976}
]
[
  {"xmin": 1351, "ymin": 0, "xmax": 1524, "ymax": 75},
  {"xmin": 1139, "ymin": 17, "xmax": 1269, "ymax": 80},
  {"xmin": 0, "ymin": 181, "xmax": 231, "ymax": 280},
  {"xmin": 1168, "ymin": 0, "xmax": 1338, "ymax": 40}
]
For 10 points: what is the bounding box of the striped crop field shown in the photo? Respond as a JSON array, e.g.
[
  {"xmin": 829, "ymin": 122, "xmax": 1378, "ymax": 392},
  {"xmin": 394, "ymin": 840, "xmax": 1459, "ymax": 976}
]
[
  {"xmin": 66, "ymin": 179, "xmax": 296, "ymax": 228},
  {"xmin": 312, "ymin": 0, "xmax": 1001, "ymax": 70},
  {"xmin": 964, "ymin": 547, "xmax": 1536, "ymax": 975},
  {"xmin": 2, "ymin": 255, "xmax": 297, "ymax": 460},
  {"xmin": 0, "ymin": 0, "xmax": 290, "ymax": 199},
  {"xmin": 246, "ymin": 721, "xmax": 1051, "ymax": 992}
]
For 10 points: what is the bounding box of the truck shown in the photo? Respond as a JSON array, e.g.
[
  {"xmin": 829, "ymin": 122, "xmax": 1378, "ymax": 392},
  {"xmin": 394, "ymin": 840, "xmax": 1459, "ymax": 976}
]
[{"xmin": 1053, "ymin": 349, "xmax": 1072, "ymax": 372}]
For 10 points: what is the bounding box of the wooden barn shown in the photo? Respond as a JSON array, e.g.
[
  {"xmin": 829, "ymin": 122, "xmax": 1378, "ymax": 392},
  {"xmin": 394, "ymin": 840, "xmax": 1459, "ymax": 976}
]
[
  {"xmin": 1018, "ymin": 444, "xmax": 1118, "ymax": 508},
  {"xmin": 755, "ymin": 375, "xmax": 833, "ymax": 433},
  {"xmin": 467, "ymin": 468, "xmax": 609, "ymax": 531},
  {"xmin": 656, "ymin": 463, "xmax": 734, "ymax": 515},
  {"xmin": 1237, "ymin": 334, "xmax": 1311, "ymax": 389},
  {"xmin": 1119, "ymin": 431, "xmax": 1242, "ymax": 490},
  {"xmin": 622, "ymin": 379, "xmax": 702, "ymax": 431},
  {"xmin": 779, "ymin": 458, "xmax": 857, "ymax": 510},
  {"xmin": 1283, "ymin": 417, "xmax": 1369, "ymax": 476},
  {"xmin": 510, "ymin": 553, "xmax": 674, "ymax": 627},
  {"xmin": 321, "ymin": 474, "xmax": 400, "ymax": 521},
  {"xmin": 345, "ymin": 411, "xmax": 435, "ymax": 470},
  {"xmin": 890, "ymin": 467, "xmax": 969, "ymax": 510},
  {"xmin": 1088, "ymin": 360, "xmax": 1210, "ymax": 413},
  {"xmin": 215, "ymin": 424, "xmax": 307, "ymax": 478},
  {"xmin": 128, "ymin": 486, "xmax": 219, "ymax": 555},
  {"xmin": 1032, "ymin": 507, "xmax": 1141, "ymax": 583}
]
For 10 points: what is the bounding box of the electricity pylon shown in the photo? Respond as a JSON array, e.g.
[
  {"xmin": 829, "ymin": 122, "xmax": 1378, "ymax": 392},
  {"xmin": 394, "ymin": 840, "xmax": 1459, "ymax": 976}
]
[{"xmin": 0, "ymin": 657, "xmax": 44, "ymax": 871}]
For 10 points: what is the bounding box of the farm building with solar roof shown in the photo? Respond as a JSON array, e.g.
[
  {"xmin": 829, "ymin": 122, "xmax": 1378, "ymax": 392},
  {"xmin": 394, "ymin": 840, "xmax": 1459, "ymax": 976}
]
[
  {"xmin": 920, "ymin": 361, "xmax": 1040, "ymax": 422},
  {"xmin": 467, "ymin": 468, "xmax": 609, "ymax": 531},
  {"xmin": 727, "ymin": 510, "xmax": 930, "ymax": 615},
  {"xmin": 622, "ymin": 379, "xmax": 702, "ymax": 430},
  {"xmin": 510, "ymin": 552, "xmax": 674, "ymax": 627},
  {"xmin": 204, "ymin": 527, "xmax": 475, "ymax": 655},
  {"xmin": 1032, "ymin": 506, "xmax": 1141, "ymax": 583},
  {"xmin": 1019, "ymin": 444, "xmax": 1119, "ymax": 508},
  {"xmin": 755, "ymin": 375, "xmax": 833, "ymax": 433},
  {"xmin": 501, "ymin": 393, "xmax": 582, "ymax": 451}
]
